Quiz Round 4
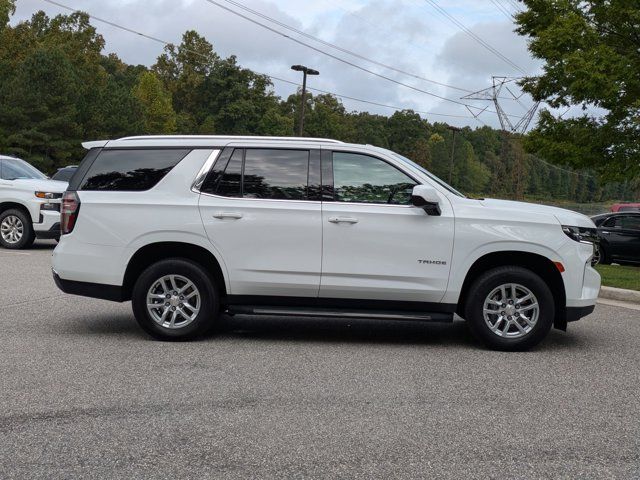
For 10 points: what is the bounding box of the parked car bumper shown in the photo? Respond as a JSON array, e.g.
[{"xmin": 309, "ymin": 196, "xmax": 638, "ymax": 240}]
[{"xmin": 34, "ymin": 210, "xmax": 61, "ymax": 237}]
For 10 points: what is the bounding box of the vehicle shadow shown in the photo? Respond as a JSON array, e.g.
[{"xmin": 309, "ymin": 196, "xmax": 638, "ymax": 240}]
[
  {"xmin": 29, "ymin": 240, "xmax": 57, "ymax": 250},
  {"xmin": 218, "ymin": 314, "xmax": 477, "ymax": 348},
  {"xmin": 71, "ymin": 312, "xmax": 583, "ymax": 350}
]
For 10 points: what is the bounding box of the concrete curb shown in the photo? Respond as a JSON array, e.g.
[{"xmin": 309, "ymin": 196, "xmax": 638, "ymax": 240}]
[{"xmin": 599, "ymin": 286, "xmax": 640, "ymax": 304}]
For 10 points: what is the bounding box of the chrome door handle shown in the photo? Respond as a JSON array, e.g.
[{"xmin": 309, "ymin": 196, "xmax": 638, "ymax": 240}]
[
  {"xmin": 328, "ymin": 216, "xmax": 359, "ymax": 224},
  {"xmin": 213, "ymin": 212, "xmax": 243, "ymax": 219},
  {"xmin": 601, "ymin": 231, "xmax": 610, "ymax": 235}
]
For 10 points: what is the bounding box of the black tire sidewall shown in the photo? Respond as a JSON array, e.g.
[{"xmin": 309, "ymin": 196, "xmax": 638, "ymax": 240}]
[
  {"xmin": 598, "ymin": 244, "xmax": 610, "ymax": 265},
  {"xmin": 0, "ymin": 209, "xmax": 35, "ymax": 249},
  {"xmin": 465, "ymin": 266, "xmax": 555, "ymax": 351},
  {"xmin": 132, "ymin": 258, "xmax": 219, "ymax": 340}
]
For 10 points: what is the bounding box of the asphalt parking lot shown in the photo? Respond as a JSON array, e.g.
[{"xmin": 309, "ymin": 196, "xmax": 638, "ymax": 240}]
[{"xmin": 1, "ymin": 242, "xmax": 639, "ymax": 479}]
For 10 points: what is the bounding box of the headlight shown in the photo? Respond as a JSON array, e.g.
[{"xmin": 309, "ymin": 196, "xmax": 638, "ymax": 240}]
[
  {"xmin": 35, "ymin": 191, "xmax": 62, "ymax": 200},
  {"xmin": 562, "ymin": 225, "xmax": 598, "ymax": 244}
]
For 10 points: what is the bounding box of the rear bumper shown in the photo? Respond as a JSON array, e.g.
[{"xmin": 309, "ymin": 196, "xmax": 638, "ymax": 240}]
[
  {"xmin": 52, "ymin": 271, "xmax": 125, "ymax": 302},
  {"xmin": 566, "ymin": 304, "xmax": 595, "ymax": 322}
]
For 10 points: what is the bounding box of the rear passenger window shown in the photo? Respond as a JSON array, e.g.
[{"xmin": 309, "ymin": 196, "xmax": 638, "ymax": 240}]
[
  {"xmin": 620, "ymin": 216, "xmax": 640, "ymax": 230},
  {"xmin": 243, "ymin": 149, "xmax": 308, "ymax": 200},
  {"xmin": 79, "ymin": 149, "xmax": 189, "ymax": 191},
  {"xmin": 202, "ymin": 148, "xmax": 310, "ymax": 200}
]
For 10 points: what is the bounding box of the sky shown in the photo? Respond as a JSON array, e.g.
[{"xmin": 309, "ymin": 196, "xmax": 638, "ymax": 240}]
[{"xmin": 12, "ymin": 0, "xmax": 558, "ymax": 130}]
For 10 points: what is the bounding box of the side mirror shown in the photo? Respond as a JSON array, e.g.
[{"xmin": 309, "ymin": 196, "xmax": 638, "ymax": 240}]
[{"xmin": 411, "ymin": 185, "xmax": 441, "ymax": 216}]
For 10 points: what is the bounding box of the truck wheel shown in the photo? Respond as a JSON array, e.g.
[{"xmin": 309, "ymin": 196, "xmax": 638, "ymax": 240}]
[
  {"xmin": 593, "ymin": 244, "xmax": 610, "ymax": 265},
  {"xmin": 132, "ymin": 258, "xmax": 220, "ymax": 341},
  {"xmin": 464, "ymin": 266, "xmax": 554, "ymax": 351},
  {"xmin": 0, "ymin": 209, "xmax": 35, "ymax": 249}
]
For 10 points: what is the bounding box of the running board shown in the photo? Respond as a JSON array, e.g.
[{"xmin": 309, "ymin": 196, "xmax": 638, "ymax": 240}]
[{"xmin": 226, "ymin": 306, "xmax": 453, "ymax": 323}]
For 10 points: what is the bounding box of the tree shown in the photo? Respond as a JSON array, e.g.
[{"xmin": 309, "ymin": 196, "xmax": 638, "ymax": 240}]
[
  {"xmin": 132, "ymin": 71, "xmax": 176, "ymax": 134},
  {"xmin": 516, "ymin": 1, "xmax": 640, "ymax": 179},
  {"xmin": 0, "ymin": 0, "xmax": 15, "ymax": 29},
  {"xmin": 0, "ymin": 46, "xmax": 81, "ymax": 171},
  {"xmin": 153, "ymin": 30, "xmax": 218, "ymax": 131}
]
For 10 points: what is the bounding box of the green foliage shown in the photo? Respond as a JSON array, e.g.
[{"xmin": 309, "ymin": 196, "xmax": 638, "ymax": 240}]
[
  {"xmin": 133, "ymin": 71, "xmax": 177, "ymax": 134},
  {"xmin": 0, "ymin": 0, "xmax": 15, "ymax": 29},
  {"xmin": 515, "ymin": 1, "xmax": 640, "ymax": 179}
]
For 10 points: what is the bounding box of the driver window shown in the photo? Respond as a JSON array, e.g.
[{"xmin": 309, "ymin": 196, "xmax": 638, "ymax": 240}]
[
  {"xmin": 332, "ymin": 152, "xmax": 416, "ymax": 204},
  {"xmin": 603, "ymin": 217, "xmax": 621, "ymax": 229}
]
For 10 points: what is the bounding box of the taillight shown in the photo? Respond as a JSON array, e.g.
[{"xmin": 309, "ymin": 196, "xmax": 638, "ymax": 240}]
[{"xmin": 61, "ymin": 191, "xmax": 81, "ymax": 235}]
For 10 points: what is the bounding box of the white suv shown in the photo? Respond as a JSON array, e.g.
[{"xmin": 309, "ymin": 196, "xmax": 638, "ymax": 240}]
[
  {"xmin": 0, "ymin": 155, "xmax": 67, "ymax": 249},
  {"xmin": 52, "ymin": 136, "xmax": 600, "ymax": 350}
]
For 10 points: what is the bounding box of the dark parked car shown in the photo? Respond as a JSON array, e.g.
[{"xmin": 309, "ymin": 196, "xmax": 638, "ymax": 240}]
[
  {"xmin": 51, "ymin": 166, "xmax": 77, "ymax": 182},
  {"xmin": 591, "ymin": 212, "xmax": 640, "ymax": 265}
]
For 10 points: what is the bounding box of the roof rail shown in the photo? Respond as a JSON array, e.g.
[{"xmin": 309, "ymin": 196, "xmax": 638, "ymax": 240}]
[{"xmin": 116, "ymin": 135, "xmax": 343, "ymax": 144}]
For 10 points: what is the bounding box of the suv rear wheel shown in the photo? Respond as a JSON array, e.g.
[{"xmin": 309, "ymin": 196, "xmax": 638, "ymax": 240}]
[
  {"xmin": 0, "ymin": 209, "xmax": 35, "ymax": 249},
  {"xmin": 464, "ymin": 266, "xmax": 554, "ymax": 351},
  {"xmin": 132, "ymin": 258, "xmax": 220, "ymax": 340}
]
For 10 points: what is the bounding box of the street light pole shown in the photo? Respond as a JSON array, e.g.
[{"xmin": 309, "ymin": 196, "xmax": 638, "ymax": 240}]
[
  {"xmin": 291, "ymin": 64, "xmax": 319, "ymax": 136},
  {"xmin": 447, "ymin": 125, "xmax": 462, "ymax": 184}
]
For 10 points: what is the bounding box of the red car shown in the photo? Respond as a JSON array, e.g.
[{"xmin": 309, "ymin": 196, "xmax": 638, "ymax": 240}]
[{"xmin": 611, "ymin": 203, "xmax": 640, "ymax": 212}]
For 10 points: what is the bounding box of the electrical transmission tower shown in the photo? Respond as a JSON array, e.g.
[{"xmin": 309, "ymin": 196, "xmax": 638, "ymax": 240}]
[
  {"xmin": 461, "ymin": 76, "xmax": 540, "ymax": 133},
  {"xmin": 462, "ymin": 76, "xmax": 541, "ymax": 200}
]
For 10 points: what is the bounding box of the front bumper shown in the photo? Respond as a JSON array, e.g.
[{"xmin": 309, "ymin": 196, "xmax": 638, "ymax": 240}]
[
  {"xmin": 35, "ymin": 222, "xmax": 60, "ymax": 240},
  {"xmin": 34, "ymin": 210, "xmax": 61, "ymax": 235}
]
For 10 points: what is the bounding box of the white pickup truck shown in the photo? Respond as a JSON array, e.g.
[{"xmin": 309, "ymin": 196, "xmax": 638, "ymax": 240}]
[{"xmin": 0, "ymin": 155, "xmax": 67, "ymax": 249}]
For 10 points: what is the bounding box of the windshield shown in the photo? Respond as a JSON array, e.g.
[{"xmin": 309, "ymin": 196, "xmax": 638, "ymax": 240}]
[
  {"xmin": 2, "ymin": 158, "xmax": 47, "ymax": 180},
  {"xmin": 383, "ymin": 150, "xmax": 466, "ymax": 198},
  {"xmin": 52, "ymin": 168, "xmax": 77, "ymax": 182}
]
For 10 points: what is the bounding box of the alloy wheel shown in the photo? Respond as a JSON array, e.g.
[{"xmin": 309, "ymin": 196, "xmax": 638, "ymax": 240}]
[
  {"xmin": 591, "ymin": 244, "xmax": 601, "ymax": 266},
  {"xmin": 146, "ymin": 274, "xmax": 201, "ymax": 329},
  {"xmin": 0, "ymin": 215, "xmax": 24, "ymax": 244},
  {"xmin": 483, "ymin": 283, "xmax": 540, "ymax": 339}
]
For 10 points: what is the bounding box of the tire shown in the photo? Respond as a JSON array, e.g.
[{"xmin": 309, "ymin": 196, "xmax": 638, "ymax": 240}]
[
  {"xmin": 464, "ymin": 266, "xmax": 555, "ymax": 351},
  {"xmin": 0, "ymin": 209, "xmax": 35, "ymax": 249},
  {"xmin": 596, "ymin": 244, "xmax": 610, "ymax": 265},
  {"xmin": 131, "ymin": 258, "xmax": 220, "ymax": 341}
]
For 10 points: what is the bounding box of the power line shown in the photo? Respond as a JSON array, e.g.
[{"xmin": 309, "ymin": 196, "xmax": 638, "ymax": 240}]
[
  {"xmin": 202, "ymin": 0, "xmax": 531, "ymax": 121},
  {"xmin": 530, "ymin": 155, "xmax": 593, "ymax": 179},
  {"xmin": 39, "ymin": 0, "xmax": 473, "ymax": 121},
  {"xmin": 421, "ymin": 0, "xmax": 527, "ymax": 74},
  {"xmin": 504, "ymin": 0, "xmax": 523, "ymax": 13},
  {"xmin": 201, "ymin": 0, "xmax": 490, "ymax": 116},
  {"xmin": 44, "ymin": 0, "xmax": 528, "ymax": 123},
  {"xmin": 270, "ymin": 77, "xmax": 470, "ymax": 119},
  {"xmin": 489, "ymin": 0, "xmax": 514, "ymax": 20},
  {"xmin": 216, "ymin": 0, "xmax": 474, "ymax": 94}
]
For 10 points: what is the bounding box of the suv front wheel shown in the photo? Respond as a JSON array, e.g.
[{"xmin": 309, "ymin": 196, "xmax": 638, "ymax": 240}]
[
  {"xmin": 464, "ymin": 266, "xmax": 554, "ymax": 351},
  {"xmin": 132, "ymin": 258, "xmax": 220, "ymax": 340}
]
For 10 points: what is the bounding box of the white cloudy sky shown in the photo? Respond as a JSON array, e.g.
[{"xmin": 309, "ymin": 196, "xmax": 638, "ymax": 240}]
[{"xmin": 12, "ymin": 0, "xmax": 564, "ymax": 129}]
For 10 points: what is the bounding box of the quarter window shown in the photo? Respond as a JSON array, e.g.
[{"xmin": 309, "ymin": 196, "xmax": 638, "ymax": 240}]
[
  {"xmin": 216, "ymin": 148, "xmax": 243, "ymax": 198},
  {"xmin": 79, "ymin": 149, "xmax": 189, "ymax": 191},
  {"xmin": 332, "ymin": 152, "xmax": 416, "ymax": 204}
]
